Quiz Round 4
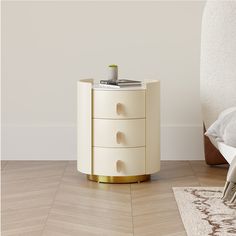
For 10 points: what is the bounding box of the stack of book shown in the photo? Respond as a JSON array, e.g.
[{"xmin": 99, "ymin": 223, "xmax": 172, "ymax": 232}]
[{"xmin": 100, "ymin": 79, "xmax": 142, "ymax": 88}]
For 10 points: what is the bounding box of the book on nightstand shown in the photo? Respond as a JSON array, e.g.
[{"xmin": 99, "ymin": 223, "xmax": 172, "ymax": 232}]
[{"xmin": 100, "ymin": 79, "xmax": 142, "ymax": 88}]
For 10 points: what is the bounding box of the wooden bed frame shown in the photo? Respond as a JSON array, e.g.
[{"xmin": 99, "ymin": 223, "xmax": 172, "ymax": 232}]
[{"xmin": 203, "ymin": 125, "xmax": 227, "ymax": 165}]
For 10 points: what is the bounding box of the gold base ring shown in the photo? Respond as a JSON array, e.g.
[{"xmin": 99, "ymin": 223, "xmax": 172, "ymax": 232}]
[{"xmin": 87, "ymin": 174, "xmax": 150, "ymax": 184}]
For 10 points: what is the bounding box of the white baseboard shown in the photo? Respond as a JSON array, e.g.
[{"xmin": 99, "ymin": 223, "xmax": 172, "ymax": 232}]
[{"xmin": 2, "ymin": 124, "xmax": 204, "ymax": 160}]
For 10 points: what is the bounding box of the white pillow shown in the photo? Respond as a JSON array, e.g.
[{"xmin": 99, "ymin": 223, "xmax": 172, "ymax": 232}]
[{"xmin": 205, "ymin": 107, "xmax": 236, "ymax": 148}]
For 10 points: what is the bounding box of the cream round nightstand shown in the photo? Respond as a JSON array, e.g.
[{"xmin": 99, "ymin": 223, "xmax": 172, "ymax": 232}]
[{"xmin": 77, "ymin": 79, "xmax": 160, "ymax": 183}]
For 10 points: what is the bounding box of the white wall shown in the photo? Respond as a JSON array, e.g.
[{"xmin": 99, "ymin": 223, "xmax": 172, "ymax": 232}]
[{"xmin": 2, "ymin": 1, "xmax": 205, "ymax": 160}]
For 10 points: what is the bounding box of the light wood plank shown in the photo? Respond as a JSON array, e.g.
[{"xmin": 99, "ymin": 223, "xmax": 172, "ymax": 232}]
[
  {"xmin": 43, "ymin": 201, "xmax": 133, "ymax": 236},
  {"xmin": 154, "ymin": 161, "xmax": 194, "ymax": 180},
  {"xmin": 1, "ymin": 207, "xmax": 49, "ymax": 236},
  {"xmin": 1, "ymin": 160, "xmax": 229, "ymax": 236},
  {"xmin": 2, "ymin": 176, "xmax": 62, "ymax": 211},
  {"xmin": 3, "ymin": 161, "xmax": 67, "ymax": 183},
  {"xmin": 133, "ymin": 210, "xmax": 186, "ymax": 236},
  {"xmin": 1, "ymin": 161, "xmax": 8, "ymax": 170}
]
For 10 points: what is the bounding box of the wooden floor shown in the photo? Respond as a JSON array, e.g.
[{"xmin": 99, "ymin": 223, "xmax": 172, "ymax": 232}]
[{"xmin": 1, "ymin": 161, "xmax": 228, "ymax": 236}]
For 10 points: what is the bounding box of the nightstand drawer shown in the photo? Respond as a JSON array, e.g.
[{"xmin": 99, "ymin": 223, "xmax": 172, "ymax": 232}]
[
  {"xmin": 93, "ymin": 90, "xmax": 145, "ymax": 119},
  {"xmin": 93, "ymin": 147, "xmax": 145, "ymax": 176},
  {"xmin": 93, "ymin": 119, "xmax": 145, "ymax": 148}
]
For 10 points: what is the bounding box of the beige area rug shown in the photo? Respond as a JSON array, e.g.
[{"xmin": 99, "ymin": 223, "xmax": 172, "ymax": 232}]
[{"xmin": 173, "ymin": 187, "xmax": 236, "ymax": 236}]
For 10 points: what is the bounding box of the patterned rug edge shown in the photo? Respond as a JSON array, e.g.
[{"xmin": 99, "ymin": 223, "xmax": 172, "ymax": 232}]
[{"xmin": 173, "ymin": 187, "xmax": 236, "ymax": 236}]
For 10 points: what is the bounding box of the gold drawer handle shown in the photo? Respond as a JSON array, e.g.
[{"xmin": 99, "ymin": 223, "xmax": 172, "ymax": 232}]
[
  {"xmin": 116, "ymin": 160, "xmax": 122, "ymax": 173},
  {"xmin": 116, "ymin": 131, "xmax": 123, "ymax": 144},
  {"xmin": 116, "ymin": 103, "xmax": 123, "ymax": 115}
]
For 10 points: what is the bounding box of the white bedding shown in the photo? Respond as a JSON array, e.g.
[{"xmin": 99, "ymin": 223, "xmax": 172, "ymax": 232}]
[
  {"xmin": 205, "ymin": 107, "xmax": 236, "ymax": 164},
  {"xmin": 218, "ymin": 142, "xmax": 236, "ymax": 164},
  {"xmin": 205, "ymin": 107, "xmax": 236, "ymax": 148}
]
